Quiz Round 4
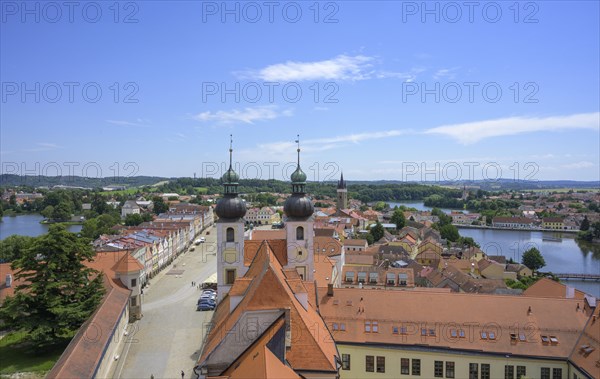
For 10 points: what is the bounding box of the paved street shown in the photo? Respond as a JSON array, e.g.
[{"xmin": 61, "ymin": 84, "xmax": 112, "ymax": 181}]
[{"xmin": 118, "ymin": 226, "xmax": 217, "ymax": 379}]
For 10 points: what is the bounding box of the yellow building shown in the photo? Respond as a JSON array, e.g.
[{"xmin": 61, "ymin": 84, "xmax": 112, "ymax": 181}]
[{"xmin": 543, "ymin": 217, "xmax": 564, "ymax": 230}]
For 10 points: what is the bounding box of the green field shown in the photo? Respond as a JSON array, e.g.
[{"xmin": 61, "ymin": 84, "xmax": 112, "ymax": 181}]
[
  {"xmin": 98, "ymin": 187, "xmax": 142, "ymax": 196},
  {"xmin": 0, "ymin": 331, "xmax": 67, "ymax": 375}
]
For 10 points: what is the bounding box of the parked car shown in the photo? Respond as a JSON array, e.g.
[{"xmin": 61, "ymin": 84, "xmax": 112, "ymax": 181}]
[
  {"xmin": 197, "ymin": 302, "xmax": 215, "ymax": 311},
  {"xmin": 200, "ymin": 293, "xmax": 217, "ymax": 302},
  {"xmin": 199, "ymin": 237, "xmax": 206, "ymax": 243}
]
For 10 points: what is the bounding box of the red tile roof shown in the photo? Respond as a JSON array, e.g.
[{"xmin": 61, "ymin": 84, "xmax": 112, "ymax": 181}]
[
  {"xmin": 318, "ymin": 287, "xmax": 589, "ymax": 360},
  {"xmin": 199, "ymin": 241, "xmax": 338, "ymax": 376}
]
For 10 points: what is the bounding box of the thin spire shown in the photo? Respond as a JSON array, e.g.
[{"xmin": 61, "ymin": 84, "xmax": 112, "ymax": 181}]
[
  {"xmin": 295, "ymin": 134, "xmax": 300, "ymax": 167},
  {"xmin": 229, "ymin": 134, "xmax": 233, "ymax": 169}
]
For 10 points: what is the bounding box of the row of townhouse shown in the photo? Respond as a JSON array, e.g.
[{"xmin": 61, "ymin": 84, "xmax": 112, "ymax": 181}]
[
  {"xmin": 244, "ymin": 206, "xmax": 281, "ymax": 225},
  {"xmin": 95, "ymin": 206, "xmax": 214, "ymax": 285}
]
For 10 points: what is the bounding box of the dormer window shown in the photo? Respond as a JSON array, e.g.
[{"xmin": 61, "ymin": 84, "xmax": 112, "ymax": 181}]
[{"xmin": 296, "ymin": 226, "xmax": 304, "ymax": 240}]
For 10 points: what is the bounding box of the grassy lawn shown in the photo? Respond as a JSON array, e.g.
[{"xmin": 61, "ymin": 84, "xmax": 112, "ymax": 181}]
[
  {"xmin": 194, "ymin": 187, "xmax": 208, "ymax": 194},
  {"xmin": 0, "ymin": 331, "xmax": 68, "ymax": 375}
]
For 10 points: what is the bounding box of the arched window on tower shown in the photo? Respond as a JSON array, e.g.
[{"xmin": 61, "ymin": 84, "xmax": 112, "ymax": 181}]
[
  {"xmin": 226, "ymin": 227, "xmax": 235, "ymax": 242},
  {"xmin": 296, "ymin": 226, "xmax": 304, "ymax": 240}
]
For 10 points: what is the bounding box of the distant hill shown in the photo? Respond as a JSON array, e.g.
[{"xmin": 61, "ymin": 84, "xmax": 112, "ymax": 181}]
[
  {"xmin": 0, "ymin": 174, "xmax": 171, "ymax": 189},
  {"xmin": 343, "ymin": 179, "xmax": 600, "ymax": 191},
  {"xmin": 1, "ymin": 175, "xmax": 598, "ymax": 192}
]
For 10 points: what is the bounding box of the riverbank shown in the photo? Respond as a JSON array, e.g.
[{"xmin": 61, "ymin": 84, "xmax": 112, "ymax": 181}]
[{"xmin": 455, "ymin": 224, "xmax": 579, "ymax": 234}]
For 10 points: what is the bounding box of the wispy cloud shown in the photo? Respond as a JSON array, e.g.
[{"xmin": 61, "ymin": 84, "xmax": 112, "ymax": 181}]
[
  {"xmin": 433, "ymin": 67, "xmax": 459, "ymax": 80},
  {"xmin": 425, "ymin": 112, "xmax": 600, "ymax": 144},
  {"xmin": 560, "ymin": 161, "xmax": 595, "ymax": 170},
  {"xmin": 23, "ymin": 142, "xmax": 61, "ymax": 152},
  {"xmin": 192, "ymin": 105, "xmax": 292, "ymax": 125},
  {"xmin": 238, "ymin": 55, "xmax": 374, "ymax": 82},
  {"xmin": 244, "ymin": 129, "xmax": 410, "ymax": 158},
  {"xmin": 106, "ymin": 119, "xmax": 150, "ymax": 128}
]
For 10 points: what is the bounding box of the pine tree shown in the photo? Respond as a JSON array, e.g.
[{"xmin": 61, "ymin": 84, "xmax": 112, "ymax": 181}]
[{"xmin": 0, "ymin": 225, "xmax": 105, "ymax": 350}]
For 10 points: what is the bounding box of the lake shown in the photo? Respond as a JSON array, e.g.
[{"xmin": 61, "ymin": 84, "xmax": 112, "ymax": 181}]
[
  {"xmin": 389, "ymin": 201, "xmax": 599, "ymax": 298},
  {"xmin": 458, "ymin": 228, "xmax": 600, "ymax": 297},
  {"xmin": 388, "ymin": 200, "xmax": 470, "ymax": 214},
  {"xmin": 0, "ymin": 214, "xmax": 83, "ymax": 240}
]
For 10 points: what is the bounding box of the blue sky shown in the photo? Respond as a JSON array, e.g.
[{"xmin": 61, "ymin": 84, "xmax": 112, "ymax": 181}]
[{"xmin": 1, "ymin": 1, "xmax": 599, "ymax": 182}]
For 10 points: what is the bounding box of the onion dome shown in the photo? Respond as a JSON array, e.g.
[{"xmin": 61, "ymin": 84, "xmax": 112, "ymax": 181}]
[
  {"xmin": 222, "ymin": 166, "xmax": 239, "ymax": 184},
  {"xmin": 283, "ymin": 135, "xmax": 314, "ymax": 219},
  {"xmin": 284, "ymin": 195, "xmax": 314, "ymax": 218},
  {"xmin": 215, "ymin": 135, "xmax": 246, "ymax": 220},
  {"xmin": 291, "ymin": 166, "xmax": 307, "ymax": 183},
  {"xmin": 215, "ymin": 196, "xmax": 246, "ymax": 220}
]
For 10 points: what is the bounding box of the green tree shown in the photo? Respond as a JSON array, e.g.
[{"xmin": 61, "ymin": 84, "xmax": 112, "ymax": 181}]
[
  {"xmin": 52, "ymin": 201, "xmax": 72, "ymax": 222},
  {"xmin": 141, "ymin": 212, "xmax": 154, "ymax": 222},
  {"xmin": 0, "ymin": 225, "xmax": 105, "ymax": 350},
  {"xmin": 152, "ymin": 196, "xmax": 169, "ymax": 215},
  {"xmin": 521, "ymin": 247, "xmax": 546, "ymax": 272},
  {"xmin": 41, "ymin": 205, "xmax": 54, "ymax": 219},
  {"xmin": 370, "ymin": 221, "xmax": 385, "ymax": 242},
  {"xmin": 124, "ymin": 213, "xmax": 143, "ymax": 226},
  {"xmin": 439, "ymin": 224, "xmax": 460, "ymax": 242},
  {"xmin": 81, "ymin": 214, "xmax": 121, "ymax": 239},
  {"xmin": 373, "ymin": 201, "xmax": 387, "ymax": 211},
  {"xmin": 390, "ymin": 208, "xmax": 406, "ymax": 230},
  {"xmin": 0, "ymin": 235, "xmax": 34, "ymax": 262},
  {"xmin": 580, "ymin": 216, "xmax": 590, "ymax": 231}
]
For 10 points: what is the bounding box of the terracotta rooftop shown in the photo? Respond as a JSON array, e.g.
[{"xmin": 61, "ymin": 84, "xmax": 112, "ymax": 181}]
[
  {"xmin": 343, "ymin": 239, "xmax": 368, "ymax": 247},
  {"xmin": 244, "ymin": 239, "xmax": 287, "ymax": 267},
  {"xmin": 112, "ymin": 253, "xmax": 144, "ymax": 274},
  {"xmin": 314, "ymin": 236, "xmax": 342, "ymax": 257},
  {"xmin": 318, "ymin": 287, "xmax": 590, "ymax": 360},
  {"xmin": 198, "ymin": 241, "xmax": 338, "ymax": 376},
  {"xmin": 251, "ymin": 229, "xmax": 286, "ymax": 241},
  {"xmin": 215, "ymin": 318, "xmax": 300, "ymax": 379},
  {"xmin": 523, "ymin": 277, "xmax": 588, "ymax": 300},
  {"xmin": 569, "ymin": 306, "xmax": 600, "ymax": 378}
]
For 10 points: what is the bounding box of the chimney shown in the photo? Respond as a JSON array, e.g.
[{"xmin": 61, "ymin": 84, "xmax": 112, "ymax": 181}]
[
  {"xmin": 5, "ymin": 274, "xmax": 12, "ymax": 288},
  {"xmin": 327, "ymin": 283, "xmax": 334, "ymax": 296}
]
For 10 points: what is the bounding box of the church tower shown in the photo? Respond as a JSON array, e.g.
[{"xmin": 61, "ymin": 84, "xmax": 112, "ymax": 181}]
[
  {"xmin": 215, "ymin": 135, "xmax": 247, "ymax": 296},
  {"xmin": 336, "ymin": 172, "xmax": 348, "ymax": 210},
  {"xmin": 283, "ymin": 136, "xmax": 315, "ymax": 281}
]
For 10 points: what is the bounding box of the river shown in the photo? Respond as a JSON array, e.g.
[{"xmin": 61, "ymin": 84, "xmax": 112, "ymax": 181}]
[
  {"xmin": 0, "ymin": 214, "xmax": 83, "ymax": 240},
  {"xmin": 389, "ymin": 201, "xmax": 600, "ymax": 298}
]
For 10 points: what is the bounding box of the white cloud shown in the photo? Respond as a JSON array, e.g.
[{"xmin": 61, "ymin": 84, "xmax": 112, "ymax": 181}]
[
  {"xmin": 238, "ymin": 55, "xmax": 374, "ymax": 82},
  {"xmin": 560, "ymin": 161, "xmax": 595, "ymax": 170},
  {"xmin": 425, "ymin": 112, "xmax": 600, "ymax": 144},
  {"xmin": 433, "ymin": 67, "xmax": 459, "ymax": 80},
  {"xmin": 192, "ymin": 105, "xmax": 292, "ymax": 125},
  {"xmin": 23, "ymin": 142, "xmax": 61, "ymax": 152},
  {"xmin": 106, "ymin": 119, "xmax": 150, "ymax": 127},
  {"xmin": 243, "ymin": 129, "xmax": 410, "ymax": 158}
]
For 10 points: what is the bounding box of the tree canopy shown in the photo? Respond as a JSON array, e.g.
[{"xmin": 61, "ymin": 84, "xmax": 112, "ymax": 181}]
[
  {"xmin": 0, "ymin": 225, "xmax": 105, "ymax": 350},
  {"xmin": 521, "ymin": 247, "xmax": 546, "ymax": 272},
  {"xmin": 390, "ymin": 208, "xmax": 406, "ymax": 230},
  {"xmin": 369, "ymin": 221, "xmax": 385, "ymax": 242}
]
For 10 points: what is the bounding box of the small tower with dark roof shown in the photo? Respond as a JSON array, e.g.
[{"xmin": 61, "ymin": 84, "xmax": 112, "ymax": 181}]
[
  {"xmin": 215, "ymin": 135, "xmax": 247, "ymax": 295},
  {"xmin": 336, "ymin": 172, "xmax": 348, "ymax": 210},
  {"xmin": 283, "ymin": 135, "xmax": 315, "ymax": 281}
]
